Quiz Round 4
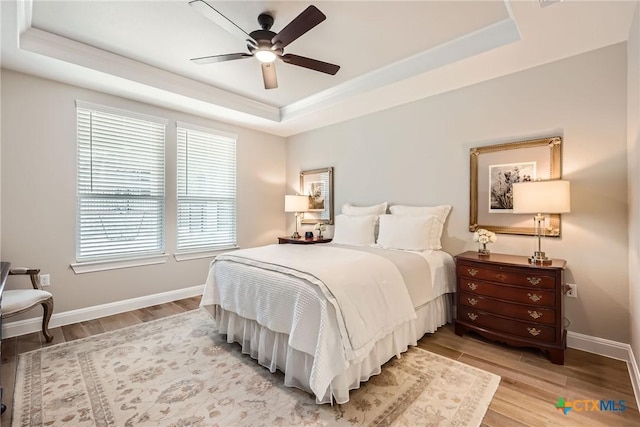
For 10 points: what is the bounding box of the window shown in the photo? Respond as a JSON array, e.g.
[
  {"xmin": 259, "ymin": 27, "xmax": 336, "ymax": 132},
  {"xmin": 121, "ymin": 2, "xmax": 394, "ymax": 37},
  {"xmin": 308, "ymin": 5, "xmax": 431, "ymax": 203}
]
[
  {"xmin": 177, "ymin": 122, "xmax": 237, "ymax": 252},
  {"xmin": 76, "ymin": 101, "xmax": 166, "ymax": 261}
]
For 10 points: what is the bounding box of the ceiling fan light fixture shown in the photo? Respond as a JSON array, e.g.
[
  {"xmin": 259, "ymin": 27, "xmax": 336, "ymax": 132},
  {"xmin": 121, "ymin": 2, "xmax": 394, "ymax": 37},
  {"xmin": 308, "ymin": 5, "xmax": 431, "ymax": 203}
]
[{"xmin": 255, "ymin": 49, "xmax": 277, "ymax": 63}]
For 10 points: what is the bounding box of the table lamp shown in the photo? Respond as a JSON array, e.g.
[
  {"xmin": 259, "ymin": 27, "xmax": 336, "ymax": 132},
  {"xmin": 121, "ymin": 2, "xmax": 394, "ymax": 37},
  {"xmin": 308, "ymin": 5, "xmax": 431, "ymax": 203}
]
[
  {"xmin": 284, "ymin": 195, "xmax": 309, "ymax": 239},
  {"xmin": 512, "ymin": 180, "xmax": 570, "ymax": 265}
]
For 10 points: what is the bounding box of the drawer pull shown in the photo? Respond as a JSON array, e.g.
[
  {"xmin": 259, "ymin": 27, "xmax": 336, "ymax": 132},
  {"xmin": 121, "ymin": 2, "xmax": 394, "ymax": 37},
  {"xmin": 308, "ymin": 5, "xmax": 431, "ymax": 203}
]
[
  {"xmin": 528, "ymin": 310, "xmax": 542, "ymax": 319},
  {"xmin": 527, "ymin": 277, "xmax": 542, "ymax": 286},
  {"xmin": 527, "ymin": 327, "xmax": 541, "ymax": 336},
  {"xmin": 467, "ymin": 268, "xmax": 478, "ymax": 277},
  {"xmin": 495, "ymin": 273, "xmax": 507, "ymax": 281},
  {"xmin": 467, "ymin": 282, "xmax": 478, "ymax": 291},
  {"xmin": 528, "ymin": 293, "xmax": 542, "ymax": 302},
  {"xmin": 467, "ymin": 313, "xmax": 478, "ymax": 321},
  {"xmin": 468, "ymin": 297, "xmax": 479, "ymax": 306}
]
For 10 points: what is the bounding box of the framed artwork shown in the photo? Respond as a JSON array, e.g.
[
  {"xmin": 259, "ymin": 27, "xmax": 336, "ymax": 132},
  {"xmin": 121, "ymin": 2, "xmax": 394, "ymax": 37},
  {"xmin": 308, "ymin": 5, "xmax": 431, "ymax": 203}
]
[
  {"xmin": 470, "ymin": 136, "xmax": 563, "ymax": 236},
  {"xmin": 300, "ymin": 167, "xmax": 334, "ymax": 224},
  {"xmin": 488, "ymin": 162, "xmax": 536, "ymax": 212}
]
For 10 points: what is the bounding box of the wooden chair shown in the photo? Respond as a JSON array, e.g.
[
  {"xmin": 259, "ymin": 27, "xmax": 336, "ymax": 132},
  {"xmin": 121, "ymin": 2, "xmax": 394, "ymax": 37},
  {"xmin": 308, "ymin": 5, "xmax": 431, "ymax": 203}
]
[{"xmin": 3, "ymin": 268, "xmax": 54, "ymax": 342}]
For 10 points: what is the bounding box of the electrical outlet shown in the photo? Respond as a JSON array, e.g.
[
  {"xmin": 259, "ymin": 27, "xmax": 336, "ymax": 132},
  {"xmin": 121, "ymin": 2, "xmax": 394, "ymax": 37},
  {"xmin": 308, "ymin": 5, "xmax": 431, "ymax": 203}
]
[
  {"xmin": 565, "ymin": 283, "xmax": 577, "ymax": 298},
  {"xmin": 40, "ymin": 274, "xmax": 51, "ymax": 287}
]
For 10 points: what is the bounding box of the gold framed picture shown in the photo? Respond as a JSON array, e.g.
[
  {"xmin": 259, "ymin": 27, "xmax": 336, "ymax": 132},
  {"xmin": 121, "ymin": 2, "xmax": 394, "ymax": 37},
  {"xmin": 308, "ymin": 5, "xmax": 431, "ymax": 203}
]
[
  {"xmin": 300, "ymin": 167, "xmax": 334, "ymax": 225},
  {"xmin": 470, "ymin": 136, "xmax": 563, "ymax": 236}
]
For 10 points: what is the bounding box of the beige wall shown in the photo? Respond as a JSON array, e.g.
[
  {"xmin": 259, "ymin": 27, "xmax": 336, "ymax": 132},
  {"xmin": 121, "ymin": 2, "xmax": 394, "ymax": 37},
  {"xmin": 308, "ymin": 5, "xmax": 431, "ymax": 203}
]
[
  {"xmin": 628, "ymin": 3, "xmax": 640, "ymax": 369},
  {"xmin": 288, "ymin": 43, "xmax": 630, "ymax": 343},
  {"xmin": 0, "ymin": 41, "xmax": 632, "ymax": 345},
  {"xmin": 0, "ymin": 69, "xmax": 286, "ymax": 314}
]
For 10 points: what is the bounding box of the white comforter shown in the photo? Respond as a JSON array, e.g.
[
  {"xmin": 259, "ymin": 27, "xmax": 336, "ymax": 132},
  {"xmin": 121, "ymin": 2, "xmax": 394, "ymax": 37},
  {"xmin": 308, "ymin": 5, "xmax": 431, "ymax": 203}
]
[
  {"xmin": 206, "ymin": 244, "xmax": 416, "ymax": 360},
  {"xmin": 202, "ymin": 244, "xmax": 446, "ymax": 401}
]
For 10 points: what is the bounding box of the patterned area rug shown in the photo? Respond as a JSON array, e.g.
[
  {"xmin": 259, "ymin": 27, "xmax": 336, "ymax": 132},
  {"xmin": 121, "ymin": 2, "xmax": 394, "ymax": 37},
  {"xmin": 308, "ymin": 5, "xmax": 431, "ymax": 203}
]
[{"xmin": 12, "ymin": 309, "xmax": 499, "ymax": 427}]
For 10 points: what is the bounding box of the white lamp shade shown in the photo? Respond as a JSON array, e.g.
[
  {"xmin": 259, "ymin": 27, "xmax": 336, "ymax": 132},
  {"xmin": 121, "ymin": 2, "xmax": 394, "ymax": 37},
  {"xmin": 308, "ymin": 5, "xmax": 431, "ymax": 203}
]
[
  {"xmin": 284, "ymin": 195, "xmax": 309, "ymax": 213},
  {"xmin": 513, "ymin": 180, "xmax": 571, "ymax": 214}
]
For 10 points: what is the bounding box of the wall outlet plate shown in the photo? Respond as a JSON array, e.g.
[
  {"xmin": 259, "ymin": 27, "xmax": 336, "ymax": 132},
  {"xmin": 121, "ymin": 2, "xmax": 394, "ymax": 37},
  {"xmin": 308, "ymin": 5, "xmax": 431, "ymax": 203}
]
[
  {"xmin": 40, "ymin": 274, "xmax": 50, "ymax": 287},
  {"xmin": 539, "ymin": 0, "xmax": 563, "ymax": 8},
  {"xmin": 565, "ymin": 283, "xmax": 577, "ymax": 298}
]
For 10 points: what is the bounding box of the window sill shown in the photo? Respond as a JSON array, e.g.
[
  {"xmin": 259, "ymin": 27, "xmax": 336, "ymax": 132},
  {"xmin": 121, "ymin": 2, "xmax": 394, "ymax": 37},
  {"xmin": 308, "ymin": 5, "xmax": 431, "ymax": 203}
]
[
  {"xmin": 71, "ymin": 254, "xmax": 169, "ymax": 274},
  {"xmin": 173, "ymin": 247, "xmax": 238, "ymax": 262}
]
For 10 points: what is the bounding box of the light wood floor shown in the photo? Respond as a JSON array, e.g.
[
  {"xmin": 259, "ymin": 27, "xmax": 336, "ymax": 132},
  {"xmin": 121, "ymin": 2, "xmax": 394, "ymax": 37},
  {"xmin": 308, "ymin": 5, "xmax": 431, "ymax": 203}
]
[{"xmin": 2, "ymin": 297, "xmax": 639, "ymax": 426}]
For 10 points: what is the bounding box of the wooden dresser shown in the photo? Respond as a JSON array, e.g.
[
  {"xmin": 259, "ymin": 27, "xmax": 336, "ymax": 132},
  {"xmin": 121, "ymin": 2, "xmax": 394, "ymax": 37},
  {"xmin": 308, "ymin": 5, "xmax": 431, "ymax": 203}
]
[{"xmin": 454, "ymin": 251, "xmax": 566, "ymax": 364}]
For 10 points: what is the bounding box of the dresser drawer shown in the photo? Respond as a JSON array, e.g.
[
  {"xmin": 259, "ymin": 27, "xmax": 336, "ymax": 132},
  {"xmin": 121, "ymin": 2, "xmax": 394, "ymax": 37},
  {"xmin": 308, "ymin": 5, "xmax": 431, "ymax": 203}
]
[
  {"xmin": 458, "ymin": 278, "xmax": 555, "ymax": 307},
  {"xmin": 459, "ymin": 291, "xmax": 556, "ymax": 325},
  {"xmin": 457, "ymin": 264, "xmax": 556, "ymax": 289},
  {"xmin": 459, "ymin": 306, "xmax": 556, "ymax": 342}
]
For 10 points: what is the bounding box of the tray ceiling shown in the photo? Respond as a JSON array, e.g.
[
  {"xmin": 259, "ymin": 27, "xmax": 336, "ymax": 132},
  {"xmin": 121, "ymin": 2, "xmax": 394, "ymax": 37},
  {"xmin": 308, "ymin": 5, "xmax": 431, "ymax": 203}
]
[{"xmin": 1, "ymin": 1, "xmax": 636, "ymax": 136}]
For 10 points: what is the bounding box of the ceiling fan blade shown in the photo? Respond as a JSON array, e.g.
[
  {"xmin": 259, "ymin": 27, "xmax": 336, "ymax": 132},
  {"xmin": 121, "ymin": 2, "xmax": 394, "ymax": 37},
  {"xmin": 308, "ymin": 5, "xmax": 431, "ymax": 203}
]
[
  {"xmin": 261, "ymin": 62, "xmax": 278, "ymax": 89},
  {"xmin": 271, "ymin": 5, "xmax": 326, "ymax": 49},
  {"xmin": 281, "ymin": 54, "xmax": 340, "ymax": 75},
  {"xmin": 191, "ymin": 53, "xmax": 252, "ymax": 65},
  {"xmin": 189, "ymin": 0, "xmax": 255, "ymax": 43}
]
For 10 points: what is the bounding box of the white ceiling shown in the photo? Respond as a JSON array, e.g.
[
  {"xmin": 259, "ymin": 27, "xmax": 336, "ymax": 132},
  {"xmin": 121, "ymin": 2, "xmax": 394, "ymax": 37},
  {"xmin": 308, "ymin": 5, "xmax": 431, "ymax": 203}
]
[{"xmin": 1, "ymin": 0, "xmax": 637, "ymax": 137}]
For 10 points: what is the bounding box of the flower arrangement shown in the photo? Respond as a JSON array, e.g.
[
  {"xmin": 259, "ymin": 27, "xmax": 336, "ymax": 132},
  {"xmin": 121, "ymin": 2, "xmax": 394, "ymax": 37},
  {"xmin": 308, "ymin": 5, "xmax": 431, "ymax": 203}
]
[
  {"xmin": 314, "ymin": 222, "xmax": 326, "ymax": 238},
  {"xmin": 473, "ymin": 228, "xmax": 496, "ymax": 255}
]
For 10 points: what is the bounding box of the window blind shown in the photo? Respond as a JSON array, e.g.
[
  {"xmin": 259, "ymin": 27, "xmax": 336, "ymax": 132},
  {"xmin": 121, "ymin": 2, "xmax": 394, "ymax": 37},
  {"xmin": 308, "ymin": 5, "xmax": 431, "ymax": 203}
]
[
  {"xmin": 177, "ymin": 124, "xmax": 237, "ymax": 252},
  {"xmin": 76, "ymin": 102, "xmax": 166, "ymax": 261}
]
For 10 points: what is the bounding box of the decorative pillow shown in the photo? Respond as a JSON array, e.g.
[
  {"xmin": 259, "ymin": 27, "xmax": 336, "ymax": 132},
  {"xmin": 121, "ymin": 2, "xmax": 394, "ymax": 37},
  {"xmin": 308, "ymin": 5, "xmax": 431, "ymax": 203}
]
[
  {"xmin": 331, "ymin": 214, "xmax": 377, "ymax": 246},
  {"xmin": 342, "ymin": 202, "xmax": 388, "ymax": 216},
  {"xmin": 388, "ymin": 205, "xmax": 451, "ymax": 250},
  {"xmin": 389, "ymin": 204, "xmax": 451, "ymax": 220},
  {"xmin": 377, "ymin": 214, "xmax": 439, "ymax": 251}
]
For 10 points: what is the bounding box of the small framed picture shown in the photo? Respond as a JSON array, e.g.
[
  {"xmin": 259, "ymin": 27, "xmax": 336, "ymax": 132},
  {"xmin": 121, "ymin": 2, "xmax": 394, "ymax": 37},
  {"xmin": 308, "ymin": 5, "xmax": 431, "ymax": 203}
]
[{"xmin": 300, "ymin": 167, "xmax": 334, "ymax": 225}]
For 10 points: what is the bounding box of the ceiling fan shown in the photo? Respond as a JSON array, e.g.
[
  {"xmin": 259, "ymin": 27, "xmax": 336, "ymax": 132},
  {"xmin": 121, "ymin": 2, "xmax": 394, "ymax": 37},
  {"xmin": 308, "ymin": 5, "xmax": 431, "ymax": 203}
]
[{"xmin": 189, "ymin": 0, "xmax": 340, "ymax": 90}]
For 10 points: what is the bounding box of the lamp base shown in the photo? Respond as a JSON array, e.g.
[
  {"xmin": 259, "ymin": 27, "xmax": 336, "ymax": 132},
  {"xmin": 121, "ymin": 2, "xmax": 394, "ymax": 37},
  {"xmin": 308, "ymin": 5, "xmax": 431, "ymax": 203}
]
[
  {"xmin": 290, "ymin": 231, "xmax": 301, "ymax": 239},
  {"xmin": 529, "ymin": 251, "xmax": 552, "ymax": 265}
]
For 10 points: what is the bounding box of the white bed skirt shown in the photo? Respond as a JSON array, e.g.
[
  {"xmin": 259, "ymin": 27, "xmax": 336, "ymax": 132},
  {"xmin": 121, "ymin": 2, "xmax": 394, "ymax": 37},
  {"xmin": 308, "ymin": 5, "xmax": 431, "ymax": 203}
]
[{"xmin": 206, "ymin": 293, "xmax": 453, "ymax": 404}]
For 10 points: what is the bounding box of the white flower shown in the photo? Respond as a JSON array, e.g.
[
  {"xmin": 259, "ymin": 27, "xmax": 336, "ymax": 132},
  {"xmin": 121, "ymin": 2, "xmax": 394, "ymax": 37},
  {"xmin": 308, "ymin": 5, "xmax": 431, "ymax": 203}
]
[
  {"xmin": 314, "ymin": 223, "xmax": 326, "ymax": 232},
  {"xmin": 473, "ymin": 228, "xmax": 497, "ymax": 244}
]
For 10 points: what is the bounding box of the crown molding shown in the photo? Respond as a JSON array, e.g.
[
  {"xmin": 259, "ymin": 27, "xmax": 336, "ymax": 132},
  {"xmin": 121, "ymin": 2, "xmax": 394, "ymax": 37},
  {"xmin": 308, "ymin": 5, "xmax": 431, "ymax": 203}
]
[
  {"xmin": 281, "ymin": 16, "xmax": 520, "ymax": 122},
  {"xmin": 19, "ymin": 26, "xmax": 281, "ymax": 123}
]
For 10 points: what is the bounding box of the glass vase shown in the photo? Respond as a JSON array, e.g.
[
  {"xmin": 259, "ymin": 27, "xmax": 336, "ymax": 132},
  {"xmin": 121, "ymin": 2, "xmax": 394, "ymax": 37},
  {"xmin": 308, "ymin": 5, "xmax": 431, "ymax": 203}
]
[{"xmin": 478, "ymin": 242, "xmax": 490, "ymax": 256}]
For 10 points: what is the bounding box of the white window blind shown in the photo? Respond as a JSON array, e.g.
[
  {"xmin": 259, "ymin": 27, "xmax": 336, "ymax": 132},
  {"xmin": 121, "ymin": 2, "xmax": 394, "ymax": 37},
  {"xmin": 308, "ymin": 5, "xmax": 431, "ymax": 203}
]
[
  {"xmin": 76, "ymin": 102, "xmax": 166, "ymax": 261},
  {"xmin": 177, "ymin": 123, "xmax": 236, "ymax": 252}
]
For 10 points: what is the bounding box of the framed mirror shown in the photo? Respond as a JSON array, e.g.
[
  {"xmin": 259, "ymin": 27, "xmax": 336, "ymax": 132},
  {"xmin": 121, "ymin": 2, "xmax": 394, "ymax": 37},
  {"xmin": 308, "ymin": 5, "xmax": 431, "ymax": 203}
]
[
  {"xmin": 470, "ymin": 136, "xmax": 563, "ymax": 236},
  {"xmin": 300, "ymin": 167, "xmax": 334, "ymax": 225}
]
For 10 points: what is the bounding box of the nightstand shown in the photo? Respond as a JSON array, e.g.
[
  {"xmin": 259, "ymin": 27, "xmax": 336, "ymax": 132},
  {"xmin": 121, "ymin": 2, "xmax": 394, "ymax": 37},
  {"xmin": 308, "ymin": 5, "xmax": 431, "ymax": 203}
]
[
  {"xmin": 454, "ymin": 251, "xmax": 567, "ymax": 364},
  {"xmin": 278, "ymin": 236, "xmax": 332, "ymax": 244}
]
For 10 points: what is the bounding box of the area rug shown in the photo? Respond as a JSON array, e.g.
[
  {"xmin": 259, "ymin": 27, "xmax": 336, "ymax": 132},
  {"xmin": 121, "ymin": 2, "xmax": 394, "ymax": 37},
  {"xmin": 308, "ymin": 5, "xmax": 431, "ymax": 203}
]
[{"xmin": 12, "ymin": 309, "xmax": 500, "ymax": 427}]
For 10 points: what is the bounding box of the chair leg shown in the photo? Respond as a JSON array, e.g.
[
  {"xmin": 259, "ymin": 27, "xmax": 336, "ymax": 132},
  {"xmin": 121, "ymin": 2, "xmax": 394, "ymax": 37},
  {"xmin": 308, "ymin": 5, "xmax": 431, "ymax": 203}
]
[{"xmin": 40, "ymin": 297, "xmax": 54, "ymax": 343}]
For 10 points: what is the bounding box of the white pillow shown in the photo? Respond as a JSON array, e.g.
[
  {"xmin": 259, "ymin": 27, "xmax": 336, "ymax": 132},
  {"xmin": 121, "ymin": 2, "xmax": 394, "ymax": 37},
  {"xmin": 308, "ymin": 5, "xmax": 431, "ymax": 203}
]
[
  {"xmin": 377, "ymin": 214, "xmax": 439, "ymax": 251},
  {"xmin": 388, "ymin": 205, "xmax": 451, "ymax": 250},
  {"xmin": 332, "ymin": 214, "xmax": 377, "ymax": 246},
  {"xmin": 389, "ymin": 204, "xmax": 451, "ymax": 221},
  {"xmin": 342, "ymin": 202, "xmax": 388, "ymax": 216}
]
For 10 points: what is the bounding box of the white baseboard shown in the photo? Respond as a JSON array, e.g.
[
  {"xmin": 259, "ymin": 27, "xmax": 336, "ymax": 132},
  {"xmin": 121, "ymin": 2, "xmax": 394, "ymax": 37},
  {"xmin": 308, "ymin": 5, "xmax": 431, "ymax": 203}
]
[
  {"xmin": 567, "ymin": 331, "xmax": 640, "ymax": 411},
  {"xmin": 628, "ymin": 349, "xmax": 640, "ymax": 414},
  {"xmin": 1, "ymin": 284, "xmax": 205, "ymax": 339},
  {"xmin": 567, "ymin": 331, "xmax": 631, "ymax": 361}
]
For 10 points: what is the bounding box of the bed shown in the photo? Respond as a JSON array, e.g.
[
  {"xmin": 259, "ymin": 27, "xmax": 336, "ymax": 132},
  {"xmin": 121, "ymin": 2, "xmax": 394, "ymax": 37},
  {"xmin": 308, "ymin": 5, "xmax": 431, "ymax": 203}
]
[{"xmin": 200, "ymin": 203, "xmax": 455, "ymax": 404}]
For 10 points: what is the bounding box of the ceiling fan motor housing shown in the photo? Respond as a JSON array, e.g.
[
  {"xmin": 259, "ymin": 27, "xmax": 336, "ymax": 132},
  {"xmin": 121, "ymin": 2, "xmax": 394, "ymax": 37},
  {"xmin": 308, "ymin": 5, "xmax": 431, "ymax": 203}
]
[
  {"xmin": 248, "ymin": 23, "xmax": 282, "ymax": 56},
  {"xmin": 257, "ymin": 13, "xmax": 274, "ymax": 30}
]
